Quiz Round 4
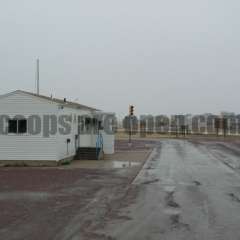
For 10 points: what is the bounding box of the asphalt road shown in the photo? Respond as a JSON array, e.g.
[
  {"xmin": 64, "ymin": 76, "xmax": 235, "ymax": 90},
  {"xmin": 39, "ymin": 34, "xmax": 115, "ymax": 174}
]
[{"xmin": 104, "ymin": 139, "xmax": 240, "ymax": 240}]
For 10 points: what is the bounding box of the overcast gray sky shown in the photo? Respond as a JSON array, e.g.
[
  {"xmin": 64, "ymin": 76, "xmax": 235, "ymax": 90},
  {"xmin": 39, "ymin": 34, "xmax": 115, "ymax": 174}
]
[{"xmin": 0, "ymin": 0, "xmax": 239, "ymax": 116}]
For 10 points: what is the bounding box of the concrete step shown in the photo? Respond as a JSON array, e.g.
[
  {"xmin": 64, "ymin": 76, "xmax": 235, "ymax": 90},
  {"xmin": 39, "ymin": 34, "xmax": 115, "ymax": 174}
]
[{"xmin": 75, "ymin": 147, "xmax": 102, "ymax": 160}]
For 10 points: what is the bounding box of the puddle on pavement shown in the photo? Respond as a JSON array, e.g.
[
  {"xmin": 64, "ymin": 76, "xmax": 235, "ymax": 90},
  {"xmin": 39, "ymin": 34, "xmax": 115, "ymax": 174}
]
[
  {"xmin": 110, "ymin": 161, "xmax": 141, "ymax": 168},
  {"xmin": 164, "ymin": 186, "xmax": 176, "ymax": 193},
  {"xmin": 164, "ymin": 208, "xmax": 181, "ymax": 215}
]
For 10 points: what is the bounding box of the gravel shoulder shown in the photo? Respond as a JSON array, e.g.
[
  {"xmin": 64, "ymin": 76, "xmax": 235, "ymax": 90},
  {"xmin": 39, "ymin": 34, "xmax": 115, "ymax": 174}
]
[{"xmin": 0, "ymin": 140, "xmax": 154, "ymax": 240}]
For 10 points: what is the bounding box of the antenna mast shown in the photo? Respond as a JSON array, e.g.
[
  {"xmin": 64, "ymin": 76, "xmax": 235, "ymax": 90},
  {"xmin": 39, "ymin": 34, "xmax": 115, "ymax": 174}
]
[{"xmin": 36, "ymin": 58, "xmax": 40, "ymax": 95}]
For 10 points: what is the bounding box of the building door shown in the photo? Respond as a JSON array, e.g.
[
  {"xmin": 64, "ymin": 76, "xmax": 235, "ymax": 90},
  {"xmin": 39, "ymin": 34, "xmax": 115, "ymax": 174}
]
[{"xmin": 75, "ymin": 134, "xmax": 79, "ymax": 151}]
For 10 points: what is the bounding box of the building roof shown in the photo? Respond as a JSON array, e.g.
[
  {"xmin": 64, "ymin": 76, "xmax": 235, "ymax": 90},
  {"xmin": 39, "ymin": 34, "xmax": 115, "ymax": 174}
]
[{"xmin": 10, "ymin": 90, "xmax": 99, "ymax": 111}]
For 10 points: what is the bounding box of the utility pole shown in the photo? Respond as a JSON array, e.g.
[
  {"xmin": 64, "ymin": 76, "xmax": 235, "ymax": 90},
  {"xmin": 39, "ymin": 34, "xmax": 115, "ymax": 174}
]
[{"xmin": 36, "ymin": 59, "xmax": 40, "ymax": 95}]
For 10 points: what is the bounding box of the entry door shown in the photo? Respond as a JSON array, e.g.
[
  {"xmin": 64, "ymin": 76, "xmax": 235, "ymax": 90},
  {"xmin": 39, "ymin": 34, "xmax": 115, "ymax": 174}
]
[{"xmin": 75, "ymin": 134, "xmax": 80, "ymax": 151}]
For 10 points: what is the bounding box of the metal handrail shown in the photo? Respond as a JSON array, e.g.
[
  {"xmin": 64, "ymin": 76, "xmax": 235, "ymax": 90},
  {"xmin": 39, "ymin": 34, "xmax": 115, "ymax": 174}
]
[{"xmin": 96, "ymin": 133, "xmax": 103, "ymax": 159}]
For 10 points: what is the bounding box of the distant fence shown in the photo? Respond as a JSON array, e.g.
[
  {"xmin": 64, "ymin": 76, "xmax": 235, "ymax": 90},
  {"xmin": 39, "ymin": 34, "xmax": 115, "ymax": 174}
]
[{"xmin": 120, "ymin": 114, "xmax": 240, "ymax": 137}]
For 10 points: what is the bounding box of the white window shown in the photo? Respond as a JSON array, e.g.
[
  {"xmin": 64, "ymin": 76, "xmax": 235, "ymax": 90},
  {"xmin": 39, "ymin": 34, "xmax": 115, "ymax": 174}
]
[{"xmin": 8, "ymin": 119, "xmax": 27, "ymax": 134}]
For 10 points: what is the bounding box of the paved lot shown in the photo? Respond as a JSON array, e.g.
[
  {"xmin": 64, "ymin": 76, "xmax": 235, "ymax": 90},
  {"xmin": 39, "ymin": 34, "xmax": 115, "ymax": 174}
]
[{"xmin": 103, "ymin": 139, "xmax": 240, "ymax": 240}]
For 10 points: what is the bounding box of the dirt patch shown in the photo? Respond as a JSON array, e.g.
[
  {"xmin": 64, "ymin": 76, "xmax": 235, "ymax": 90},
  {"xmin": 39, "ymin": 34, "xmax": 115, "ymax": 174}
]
[
  {"xmin": 0, "ymin": 140, "xmax": 156, "ymax": 240},
  {"xmin": 0, "ymin": 141, "xmax": 155, "ymax": 240},
  {"xmin": 105, "ymin": 150, "xmax": 152, "ymax": 163},
  {"xmin": 115, "ymin": 139, "xmax": 157, "ymax": 151},
  {"xmin": 0, "ymin": 167, "xmax": 139, "ymax": 240},
  {"xmin": 69, "ymin": 150, "xmax": 152, "ymax": 169}
]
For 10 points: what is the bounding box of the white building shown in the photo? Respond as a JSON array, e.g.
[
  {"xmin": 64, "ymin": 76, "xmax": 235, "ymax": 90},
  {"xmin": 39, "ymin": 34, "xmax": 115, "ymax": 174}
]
[{"xmin": 0, "ymin": 90, "xmax": 115, "ymax": 166}]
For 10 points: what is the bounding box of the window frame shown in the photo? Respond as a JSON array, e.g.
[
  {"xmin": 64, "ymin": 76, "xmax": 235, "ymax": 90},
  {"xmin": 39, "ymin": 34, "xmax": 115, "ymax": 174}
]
[
  {"xmin": 8, "ymin": 118, "xmax": 28, "ymax": 134},
  {"xmin": 8, "ymin": 119, "xmax": 18, "ymax": 134}
]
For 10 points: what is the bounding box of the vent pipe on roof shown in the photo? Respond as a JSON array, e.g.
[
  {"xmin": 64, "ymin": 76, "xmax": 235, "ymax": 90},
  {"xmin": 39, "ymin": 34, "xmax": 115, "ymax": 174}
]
[{"xmin": 36, "ymin": 59, "xmax": 40, "ymax": 95}]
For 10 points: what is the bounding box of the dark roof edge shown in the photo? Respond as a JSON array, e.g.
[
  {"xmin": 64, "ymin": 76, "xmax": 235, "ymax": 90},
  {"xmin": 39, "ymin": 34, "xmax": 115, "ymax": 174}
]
[{"xmin": 15, "ymin": 90, "xmax": 100, "ymax": 111}]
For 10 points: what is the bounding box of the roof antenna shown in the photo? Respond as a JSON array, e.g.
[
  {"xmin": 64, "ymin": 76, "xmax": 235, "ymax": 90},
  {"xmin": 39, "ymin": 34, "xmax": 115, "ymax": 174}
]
[{"xmin": 36, "ymin": 58, "xmax": 40, "ymax": 95}]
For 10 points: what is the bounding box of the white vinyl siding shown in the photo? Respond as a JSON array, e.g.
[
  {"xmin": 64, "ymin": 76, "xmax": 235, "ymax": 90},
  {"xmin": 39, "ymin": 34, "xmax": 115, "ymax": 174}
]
[
  {"xmin": 0, "ymin": 92, "xmax": 58, "ymax": 161},
  {"xmin": 0, "ymin": 90, "xmax": 108, "ymax": 162},
  {"xmin": 56, "ymin": 107, "xmax": 94, "ymax": 160}
]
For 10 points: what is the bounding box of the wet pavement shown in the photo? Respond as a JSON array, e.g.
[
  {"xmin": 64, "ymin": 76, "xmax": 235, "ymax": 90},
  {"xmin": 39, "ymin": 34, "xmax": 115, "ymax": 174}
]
[{"xmin": 104, "ymin": 139, "xmax": 240, "ymax": 240}]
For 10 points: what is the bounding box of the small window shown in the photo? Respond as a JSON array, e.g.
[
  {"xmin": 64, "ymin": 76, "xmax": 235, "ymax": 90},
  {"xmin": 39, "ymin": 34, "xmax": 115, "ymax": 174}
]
[
  {"xmin": 18, "ymin": 119, "xmax": 27, "ymax": 133},
  {"xmin": 8, "ymin": 119, "xmax": 27, "ymax": 134},
  {"xmin": 8, "ymin": 120, "xmax": 17, "ymax": 133}
]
